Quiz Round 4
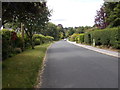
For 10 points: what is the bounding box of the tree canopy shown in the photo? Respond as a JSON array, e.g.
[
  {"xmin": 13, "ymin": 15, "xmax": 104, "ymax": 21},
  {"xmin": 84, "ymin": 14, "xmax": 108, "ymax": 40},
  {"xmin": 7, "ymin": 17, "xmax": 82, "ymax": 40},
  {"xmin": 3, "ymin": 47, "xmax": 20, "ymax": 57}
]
[
  {"xmin": 95, "ymin": 2, "xmax": 120, "ymax": 29},
  {"xmin": 2, "ymin": 2, "xmax": 51, "ymax": 49}
]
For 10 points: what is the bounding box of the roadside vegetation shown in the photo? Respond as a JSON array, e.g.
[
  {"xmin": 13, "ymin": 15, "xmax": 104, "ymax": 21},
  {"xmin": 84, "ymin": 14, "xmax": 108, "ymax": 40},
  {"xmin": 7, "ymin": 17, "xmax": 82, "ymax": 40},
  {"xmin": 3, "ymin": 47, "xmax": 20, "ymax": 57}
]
[
  {"xmin": 1, "ymin": 1, "xmax": 120, "ymax": 88},
  {"xmin": 3, "ymin": 43, "xmax": 51, "ymax": 88},
  {"xmin": 69, "ymin": 27, "xmax": 120, "ymax": 49},
  {"xmin": 68, "ymin": 2, "xmax": 120, "ymax": 50},
  {"xmin": 2, "ymin": 1, "xmax": 67, "ymax": 88},
  {"xmin": 1, "ymin": 29, "xmax": 54, "ymax": 60}
]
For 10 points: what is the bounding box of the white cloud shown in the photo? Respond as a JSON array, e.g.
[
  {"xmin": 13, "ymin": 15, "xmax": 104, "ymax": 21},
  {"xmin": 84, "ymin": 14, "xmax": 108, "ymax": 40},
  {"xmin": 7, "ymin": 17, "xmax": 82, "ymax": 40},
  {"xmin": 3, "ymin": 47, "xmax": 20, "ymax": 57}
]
[{"xmin": 47, "ymin": 0, "xmax": 104, "ymax": 27}]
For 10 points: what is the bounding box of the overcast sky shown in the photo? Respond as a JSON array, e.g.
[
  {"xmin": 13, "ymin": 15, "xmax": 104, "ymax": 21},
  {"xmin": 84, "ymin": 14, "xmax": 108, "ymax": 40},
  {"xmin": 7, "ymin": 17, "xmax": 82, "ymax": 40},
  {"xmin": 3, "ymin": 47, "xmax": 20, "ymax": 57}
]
[{"xmin": 47, "ymin": 0, "xmax": 104, "ymax": 27}]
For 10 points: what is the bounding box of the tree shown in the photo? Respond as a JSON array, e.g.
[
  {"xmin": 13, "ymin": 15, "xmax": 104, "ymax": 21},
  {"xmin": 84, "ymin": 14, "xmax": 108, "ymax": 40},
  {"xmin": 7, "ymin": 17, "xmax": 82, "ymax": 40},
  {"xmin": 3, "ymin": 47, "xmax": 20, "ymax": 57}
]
[
  {"xmin": 75, "ymin": 26, "xmax": 84, "ymax": 33},
  {"xmin": 68, "ymin": 27, "xmax": 75, "ymax": 36},
  {"xmin": 44, "ymin": 23, "xmax": 60, "ymax": 40},
  {"xmin": 104, "ymin": 2, "xmax": 120, "ymax": 27},
  {"xmin": 2, "ymin": 2, "xmax": 51, "ymax": 49},
  {"xmin": 95, "ymin": 5, "xmax": 108, "ymax": 29},
  {"xmin": 57, "ymin": 24, "xmax": 66, "ymax": 39},
  {"xmin": 95, "ymin": 2, "xmax": 120, "ymax": 29}
]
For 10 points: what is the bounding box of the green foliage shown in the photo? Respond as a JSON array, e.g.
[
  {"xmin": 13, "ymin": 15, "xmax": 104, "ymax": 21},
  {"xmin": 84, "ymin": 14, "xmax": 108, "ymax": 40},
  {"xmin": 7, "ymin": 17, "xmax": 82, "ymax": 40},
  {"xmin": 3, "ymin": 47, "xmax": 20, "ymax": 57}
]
[
  {"xmin": 79, "ymin": 34, "xmax": 84, "ymax": 43},
  {"xmin": 34, "ymin": 39, "xmax": 40, "ymax": 45},
  {"xmin": 15, "ymin": 35, "xmax": 23, "ymax": 48},
  {"xmin": 109, "ymin": 27, "xmax": 120, "ymax": 48},
  {"xmin": 2, "ymin": 29, "xmax": 24, "ymax": 59},
  {"xmin": 2, "ymin": 2, "xmax": 51, "ymax": 49},
  {"xmin": 2, "ymin": 29, "xmax": 15, "ymax": 60},
  {"xmin": 75, "ymin": 35, "xmax": 80, "ymax": 43},
  {"xmin": 84, "ymin": 33, "xmax": 92, "ymax": 45},
  {"xmin": 64, "ymin": 26, "xmax": 92, "ymax": 38},
  {"xmin": 68, "ymin": 27, "xmax": 75, "ymax": 36},
  {"xmin": 3, "ymin": 43, "xmax": 51, "ymax": 88},
  {"xmin": 75, "ymin": 27, "xmax": 85, "ymax": 33},
  {"xmin": 84, "ymin": 27, "xmax": 120, "ymax": 48},
  {"xmin": 69, "ymin": 27, "xmax": 120, "ymax": 49},
  {"xmin": 33, "ymin": 34, "xmax": 45, "ymax": 44},
  {"xmin": 45, "ymin": 36, "xmax": 54, "ymax": 42},
  {"xmin": 33, "ymin": 34, "xmax": 54, "ymax": 45},
  {"xmin": 69, "ymin": 33, "xmax": 79, "ymax": 42},
  {"xmin": 69, "ymin": 33, "xmax": 85, "ymax": 43},
  {"xmin": 104, "ymin": 2, "xmax": 120, "ymax": 27},
  {"xmin": 44, "ymin": 23, "xmax": 62, "ymax": 41},
  {"xmin": 2, "ymin": 29, "xmax": 53, "ymax": 60}
]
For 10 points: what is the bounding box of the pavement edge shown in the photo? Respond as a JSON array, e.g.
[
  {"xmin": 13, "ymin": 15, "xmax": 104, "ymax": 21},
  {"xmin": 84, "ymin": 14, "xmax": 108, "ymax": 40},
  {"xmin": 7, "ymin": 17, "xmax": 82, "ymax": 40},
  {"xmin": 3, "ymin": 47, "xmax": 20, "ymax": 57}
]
[
  {"xmin": 34, "ymin": 42, "xmax": 53, "ymax": 88},
  {"xmin": 67, "ymin": 40, "xmax": 119, "ymax": 58}
]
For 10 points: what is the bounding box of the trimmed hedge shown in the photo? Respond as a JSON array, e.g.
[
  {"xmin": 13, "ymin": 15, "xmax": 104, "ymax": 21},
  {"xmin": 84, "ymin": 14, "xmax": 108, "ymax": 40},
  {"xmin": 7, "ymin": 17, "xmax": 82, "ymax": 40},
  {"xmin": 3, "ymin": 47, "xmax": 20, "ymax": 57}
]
[
  {"xmin": 69, "ymin": 27, "xmax": 120, "ymax": 49},
  {"xmin": 33, "ymin": 34, "xmax": 45, "ymax": 44},
  {"xmin": 75, "ymin": 34, "xmax": 84, "ymax": 43},
  {"xmin": 79, "ymin": 34, "xmax": 84, "ymax": 43},
  {"xmin": 45, "ymin": 36, "xmax": 54, "ymax": 42},
  {"xmin": 84, "ymin": 33, "xmax": 92, "ymax": 45},
  {"xmin": 33, "ymin": 34, "xmax": 54, "ymax": 45},
  {"xmin": 85, "ymin": 27, "xmax": 120, "ymax": 48},
  {"xmin": 69, "ymin": 33, "xmax": 79, "ymax": 42},
  {"xmin": 34, "ymin": 38, "xmax": 41, "ymax": 45}
]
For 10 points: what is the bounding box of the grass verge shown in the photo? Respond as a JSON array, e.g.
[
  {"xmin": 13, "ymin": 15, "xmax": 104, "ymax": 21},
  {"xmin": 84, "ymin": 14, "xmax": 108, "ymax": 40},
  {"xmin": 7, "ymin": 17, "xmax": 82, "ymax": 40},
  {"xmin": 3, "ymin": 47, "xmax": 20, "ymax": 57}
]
[{"xmin": 2, "ymin": 42, "xmax": 52, "ymax": 88}]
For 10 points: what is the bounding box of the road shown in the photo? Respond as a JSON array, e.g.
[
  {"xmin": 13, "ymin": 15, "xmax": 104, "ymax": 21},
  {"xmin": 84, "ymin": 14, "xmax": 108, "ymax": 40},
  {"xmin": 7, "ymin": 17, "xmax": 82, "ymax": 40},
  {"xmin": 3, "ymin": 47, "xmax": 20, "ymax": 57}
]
[{"xmin": 41, "ymin": 40, "xmax": 118, "ymax": 88}]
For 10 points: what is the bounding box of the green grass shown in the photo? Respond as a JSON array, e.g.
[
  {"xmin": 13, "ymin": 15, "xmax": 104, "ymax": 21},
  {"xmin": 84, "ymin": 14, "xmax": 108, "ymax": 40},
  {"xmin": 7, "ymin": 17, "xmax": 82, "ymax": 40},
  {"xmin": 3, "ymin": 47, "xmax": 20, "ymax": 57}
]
[{"xmin": 2, "ymin": 43, "xmax": 52, "ymax": 88}]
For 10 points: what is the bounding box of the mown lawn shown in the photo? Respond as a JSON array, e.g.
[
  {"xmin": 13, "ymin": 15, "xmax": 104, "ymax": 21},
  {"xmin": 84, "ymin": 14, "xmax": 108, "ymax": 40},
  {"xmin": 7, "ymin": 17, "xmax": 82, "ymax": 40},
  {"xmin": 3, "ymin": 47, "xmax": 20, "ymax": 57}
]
[{"xmin": 2, "ymin": 43, "xmax": 52, "ymax": 88}]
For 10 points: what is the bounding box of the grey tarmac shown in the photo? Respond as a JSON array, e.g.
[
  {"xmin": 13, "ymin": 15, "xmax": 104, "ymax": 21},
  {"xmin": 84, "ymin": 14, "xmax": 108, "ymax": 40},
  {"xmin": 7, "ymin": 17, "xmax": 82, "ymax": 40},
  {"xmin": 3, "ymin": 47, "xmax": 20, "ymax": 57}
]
[{"xmin": 41, "ymin": 40, "xmax": 118, "ymax": 88}]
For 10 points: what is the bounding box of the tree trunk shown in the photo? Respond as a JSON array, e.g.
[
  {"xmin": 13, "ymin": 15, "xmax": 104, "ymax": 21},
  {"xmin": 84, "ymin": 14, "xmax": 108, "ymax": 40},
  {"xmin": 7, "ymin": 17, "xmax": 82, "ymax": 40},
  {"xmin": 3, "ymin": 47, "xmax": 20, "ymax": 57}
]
[
  {"xmin": 24, "ymin": 27, "xmax": 34, "ymax": 49},
  {"xmin": 21, "ymin": 23, "xmax": 25, "ymax": 51},
  {"xmin": 30, "ymin": 36, "xmax": 34, "ymax": 49}
]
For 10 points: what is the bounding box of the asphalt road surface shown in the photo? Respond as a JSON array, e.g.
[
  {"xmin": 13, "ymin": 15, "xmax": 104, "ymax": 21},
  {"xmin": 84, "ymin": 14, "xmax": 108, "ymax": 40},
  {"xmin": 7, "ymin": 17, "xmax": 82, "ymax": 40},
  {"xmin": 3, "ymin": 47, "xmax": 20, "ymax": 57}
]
[{"xmin": 41, "ymin": 40, "xmax": 118, "ymax": 88}]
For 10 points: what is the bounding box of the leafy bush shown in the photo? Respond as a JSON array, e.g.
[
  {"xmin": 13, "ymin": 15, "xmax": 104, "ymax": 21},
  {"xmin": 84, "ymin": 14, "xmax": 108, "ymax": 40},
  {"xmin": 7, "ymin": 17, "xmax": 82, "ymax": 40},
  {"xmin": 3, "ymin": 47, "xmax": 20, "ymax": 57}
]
[
  {"xmin": 2, "ymin": 29, "xmax": 24, "ymax": 60},
  {"xmin": 79, "ymin": 34, "xmax": 84, "ymax": 43},
  {"xmin": 45, "ymin": 36, "xmax": 54, "ymax": 42},
  {"xmin": 33, "ymin": 34, "xmax": 45, "ymax": 44},
  {"xmin": 69, "ymin": 33, "xmax": 79, "ymax": 42},
  {"xmin": 84, "ymin": 32, "xmax": 92, "ymax": 45},
  {"xmin": 2, "ymin": 29, "xmax": 54, "ymax": 60},
  {"xmin": 16, "ymin": 33, "xmax": 32, "ymax": 50},
  {"xmin": 109, "ymin": 27, "xmax": 120, "ymax": 48},
  {"xmin": 75, "ymin": 35, "xmax": 80, "ymax": 43},
  {"xmin": 33, "ymin": 34, "xmax": 54, "ymax": 44},
  {"xmin": 2, "ymin": 29, "xmax": 14, "ymax": 60},
  {"xmin": 15, "ymin": 35, "xmax": 23, "ymax": 48},
  {"xmin": 34, "ymin": 38, "xmax": 40, "ymax": 45},
  {"xmin": 84, "ymin": 27, "xmax": 120, "ymax": 48},
  {"xmin": 68, "ymin": 27, "xmax": 120, "ymax": 49}
]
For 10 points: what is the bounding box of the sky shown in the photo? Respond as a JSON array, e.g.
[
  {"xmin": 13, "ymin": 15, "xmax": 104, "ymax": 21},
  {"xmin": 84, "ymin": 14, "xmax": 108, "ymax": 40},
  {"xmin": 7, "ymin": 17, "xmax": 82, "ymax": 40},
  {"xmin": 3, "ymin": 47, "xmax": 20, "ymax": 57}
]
[{"xmin": 47, "ymin": 0, "xmax": 104, "ymax": 27}]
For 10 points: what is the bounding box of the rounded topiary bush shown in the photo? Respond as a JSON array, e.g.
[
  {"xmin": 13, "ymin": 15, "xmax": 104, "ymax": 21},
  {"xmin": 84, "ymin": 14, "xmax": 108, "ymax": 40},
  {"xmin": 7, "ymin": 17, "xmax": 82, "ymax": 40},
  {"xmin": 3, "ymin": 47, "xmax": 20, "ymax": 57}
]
[{"xmin": 34, "ymin": 38, "xmax": 40, "ymax": 45}]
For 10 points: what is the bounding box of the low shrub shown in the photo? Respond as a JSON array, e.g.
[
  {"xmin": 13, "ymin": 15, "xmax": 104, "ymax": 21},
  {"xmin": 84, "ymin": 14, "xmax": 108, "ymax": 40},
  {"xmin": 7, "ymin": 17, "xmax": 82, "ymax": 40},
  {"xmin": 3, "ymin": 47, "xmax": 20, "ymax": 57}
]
[
  {"xmin": 79, "ymin": 34, "xmax": 84, "ymax": 43},
  {"xmin": 2, "ymin": 29, "xmax": 15, "ymax": 60},
  {"xmin": 69, "ymin": 33, "xmax": 79, "ymax": 42},
  {"xmin": 2, "ymin": 29, "xmax": 54, "ymax": 60},
  {"xmin": 69, "ymin": 27, "xmax": 120, "ymax": 49},
  {"xmin": 84, "ymin": 27, "xmax": 120, "ymax": 49},
  {"xmin": 15, "ymin": 35, "xmax": 23, "ymax": 48},
  {"xmin": 33, "ymin": 34, "xmax": 54, "ymax": 44},
  {"xmin": 33, "ymin": 34, "xmax": 45, "ymax": 44},
  {"xmin": 75, "ymin": 35, "xmax": 80, "ymax": 43},
  {"xmin": 45, "ymin": 36, "xmax": 54, "ymax": 42},
  {"xmin": 84, "ymin": 32, "xmax": 92, "ymax": 45},
  {"xmin": 34, "ymin": 38, "xmax": 40, "ymax": 45}
]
